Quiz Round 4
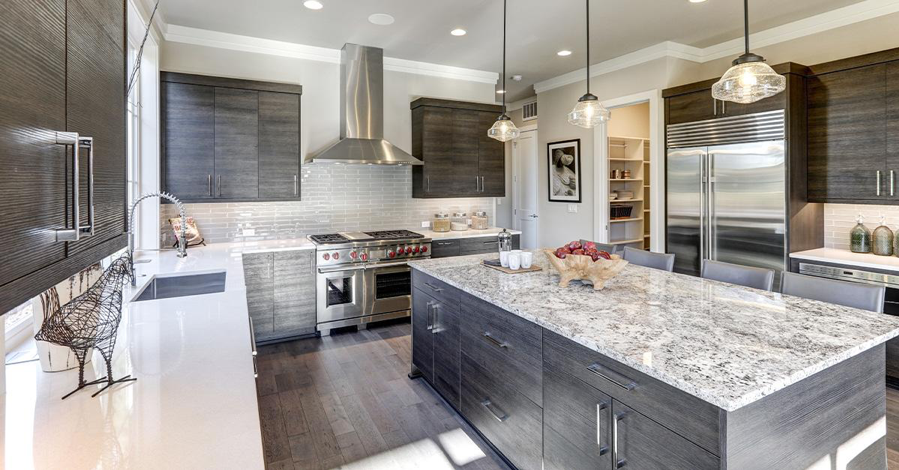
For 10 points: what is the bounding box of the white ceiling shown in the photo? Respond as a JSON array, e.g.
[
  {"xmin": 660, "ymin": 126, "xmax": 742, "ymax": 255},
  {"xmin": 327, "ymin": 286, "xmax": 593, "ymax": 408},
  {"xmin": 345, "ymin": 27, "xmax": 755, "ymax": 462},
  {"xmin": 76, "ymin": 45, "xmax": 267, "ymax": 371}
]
[{"xmin": 156, "ymin": 0, "xmax": 865, "ymax": 101}]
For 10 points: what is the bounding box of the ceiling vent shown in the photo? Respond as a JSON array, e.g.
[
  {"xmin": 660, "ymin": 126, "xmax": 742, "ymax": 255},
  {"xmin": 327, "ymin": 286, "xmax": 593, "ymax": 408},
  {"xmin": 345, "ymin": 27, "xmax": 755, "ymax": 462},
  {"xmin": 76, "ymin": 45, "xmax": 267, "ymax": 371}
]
[{"xmin": 522, "ymin": 101, "xmax": 537, "ymax": 121}]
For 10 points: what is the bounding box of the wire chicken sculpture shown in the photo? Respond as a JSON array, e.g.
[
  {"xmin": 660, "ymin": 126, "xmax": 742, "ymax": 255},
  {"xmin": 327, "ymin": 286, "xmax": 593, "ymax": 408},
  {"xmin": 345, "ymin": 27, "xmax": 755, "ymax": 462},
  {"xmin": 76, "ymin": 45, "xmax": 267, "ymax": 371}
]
[{"xmin": 34, "ymin": 254, "xmax": 137, "ymax": 399}]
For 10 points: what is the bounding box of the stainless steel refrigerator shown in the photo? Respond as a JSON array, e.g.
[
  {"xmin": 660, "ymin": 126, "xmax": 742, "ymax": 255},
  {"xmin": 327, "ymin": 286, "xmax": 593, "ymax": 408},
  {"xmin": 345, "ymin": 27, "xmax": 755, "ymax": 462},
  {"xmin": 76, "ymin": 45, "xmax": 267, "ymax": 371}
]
[{"xmin": 666, "ymin": 110, "xmax": 787, "ymax": 280}]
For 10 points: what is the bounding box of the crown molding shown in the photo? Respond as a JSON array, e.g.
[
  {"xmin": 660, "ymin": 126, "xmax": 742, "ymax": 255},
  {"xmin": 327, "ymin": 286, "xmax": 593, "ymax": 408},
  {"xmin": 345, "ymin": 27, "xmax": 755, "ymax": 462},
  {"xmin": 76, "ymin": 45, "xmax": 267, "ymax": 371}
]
[
  {"xmin": 533, "ymin": 0, "xmax": 899, "ymax": 94},
  {"xmin": 163, "ymin": 25, "xmax": 499, "ymax": 84}
]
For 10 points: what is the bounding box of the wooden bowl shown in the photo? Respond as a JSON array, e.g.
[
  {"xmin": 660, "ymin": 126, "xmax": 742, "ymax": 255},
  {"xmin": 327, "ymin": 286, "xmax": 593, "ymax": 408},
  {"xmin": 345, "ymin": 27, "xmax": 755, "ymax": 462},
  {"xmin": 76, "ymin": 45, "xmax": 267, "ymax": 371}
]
[{"xmin": 543, "ymin": 250, "xmax": 629, "ymax": 290}]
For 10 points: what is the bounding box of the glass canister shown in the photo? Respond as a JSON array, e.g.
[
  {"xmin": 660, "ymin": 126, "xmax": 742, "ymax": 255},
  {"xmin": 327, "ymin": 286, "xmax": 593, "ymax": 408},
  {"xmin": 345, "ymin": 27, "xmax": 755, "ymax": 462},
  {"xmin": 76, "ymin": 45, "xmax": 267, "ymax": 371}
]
[
  {"xmin": 471, "ymin": 211, "xmax": 489, "ymax": 230},
  {"xmin": 850, "ymin": 214, "xmax": 871, "ymax": 253},
  {"xmin": 873, "ymin": 216, "xmax": 893, "ymax": 256},
  {"xmin": 451, "ymin": 212, "xmax": 468, "ymax": 231},
  {"xmin": 432, "ymin": 213, "xmax": 451, "ymax": 232},
  {"xmin": 497, "ymin": 228, "xmax": 512, "ymax": 255}
]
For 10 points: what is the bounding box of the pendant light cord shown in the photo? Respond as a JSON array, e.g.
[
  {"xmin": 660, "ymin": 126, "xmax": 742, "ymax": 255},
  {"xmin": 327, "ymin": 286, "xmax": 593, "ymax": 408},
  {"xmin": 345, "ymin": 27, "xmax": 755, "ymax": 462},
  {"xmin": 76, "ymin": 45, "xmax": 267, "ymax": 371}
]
[
  {"xmin": 743, "ymin": 0, "xmax": 749, "ymax": 56},
  {"xmin": 585, "ymin": 0, "xmax": 590, "ymax": 95},
  {"xmin": 502, "ymin": 0, "xmax": 507, "ymax": 114}
]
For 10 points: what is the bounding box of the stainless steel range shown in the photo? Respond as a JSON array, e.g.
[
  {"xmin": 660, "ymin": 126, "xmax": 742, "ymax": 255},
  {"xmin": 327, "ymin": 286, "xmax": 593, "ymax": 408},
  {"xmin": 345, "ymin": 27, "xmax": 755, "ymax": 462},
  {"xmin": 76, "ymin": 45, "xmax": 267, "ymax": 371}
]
[{"xmin": 309, "ymin": 230, "xmax": 431, "ymax": 335}]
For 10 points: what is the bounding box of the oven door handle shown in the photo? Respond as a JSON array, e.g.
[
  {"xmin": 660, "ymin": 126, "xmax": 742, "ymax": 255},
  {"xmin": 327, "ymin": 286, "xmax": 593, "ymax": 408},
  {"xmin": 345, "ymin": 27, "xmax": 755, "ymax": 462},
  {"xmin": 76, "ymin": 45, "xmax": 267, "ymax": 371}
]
[
  {"xmin": 318, "ymin": 265, "xmax": 367, "ymax": 274},
  {"xmin": 369, "ymin": 261, "xmax": 411, "ymax": 270}
]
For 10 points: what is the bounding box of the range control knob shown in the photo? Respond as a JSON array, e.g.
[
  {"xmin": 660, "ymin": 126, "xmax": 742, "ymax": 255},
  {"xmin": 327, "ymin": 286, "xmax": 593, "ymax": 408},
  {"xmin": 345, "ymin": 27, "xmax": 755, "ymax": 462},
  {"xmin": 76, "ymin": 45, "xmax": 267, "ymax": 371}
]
[
  {"xmin": 323, "ymin": 253, "xmax": 331, "ymax": 261},
  {"xmin": 360, "ymin": 253, "xmax": 369, "ymax": 262},
  {"xmin": 350, "ymin": 251, "xmax": 358, "ymax": 259},
  {"xmin": 388, "ymin": 250, "xmax": 396, "ymax": 258},
  {"xmin": 405, "ymin": 246, "xmax": 413, "ymax": 254},
  {"xmin": 413, "ymin": 246, "xmax": 420, "ymax": 253},
  {"xmin": 421, "ymin": 246, "xmax": 429, "ymax": 253},
  {"xmin": 332, "ymin": 252, "xmax": 340, "ymax": 260}
]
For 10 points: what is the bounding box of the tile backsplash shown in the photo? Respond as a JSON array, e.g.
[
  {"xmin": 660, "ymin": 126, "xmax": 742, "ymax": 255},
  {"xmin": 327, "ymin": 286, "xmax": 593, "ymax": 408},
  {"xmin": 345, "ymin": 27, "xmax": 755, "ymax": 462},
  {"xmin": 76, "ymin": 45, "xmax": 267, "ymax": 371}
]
[
  {"xmin": 824, "ymin": 203, "xmax": 899, "ymax": 250},
  {"xmin": 160, "ymin": 164, "xmax": 495, "ymax": 245}
]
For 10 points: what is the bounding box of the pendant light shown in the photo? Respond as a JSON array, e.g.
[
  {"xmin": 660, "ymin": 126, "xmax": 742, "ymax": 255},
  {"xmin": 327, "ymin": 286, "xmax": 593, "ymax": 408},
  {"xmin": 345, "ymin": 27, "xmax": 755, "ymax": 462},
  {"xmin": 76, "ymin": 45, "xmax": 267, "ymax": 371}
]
[
  {"xmin": 487, "ymin": 0, "xmax": 520, "ymax": 142},
  {"xmin": 711, "ymin": 0, "xmax": 785, "ymax": 104},
  {"xmin": 568, "ymin": 0, "xmax": 610, "ymax": 128}
]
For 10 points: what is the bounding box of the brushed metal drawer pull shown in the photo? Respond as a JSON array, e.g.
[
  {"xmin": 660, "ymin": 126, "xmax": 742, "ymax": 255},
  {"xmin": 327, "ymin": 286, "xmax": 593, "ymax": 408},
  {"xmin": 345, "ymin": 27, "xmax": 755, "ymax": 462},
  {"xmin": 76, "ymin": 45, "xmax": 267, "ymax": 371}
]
[
  {"xmin": 481, "ymin": 399, "xmax": 508, "ymax": 422},
  {"xmin": 597, "ymin": 402, "xmax": 609, "ymax": 455},
  {"xmin": 877, "ymin": 170, "xmax": 882, "ymax": 196},
  {"xmin": 482, "ymin": 332, "xmax": 508, "ymax": 349},
  {"xmin": 587, "ymin": 363, "xmax": 636, "ymax": 391},
  {"xmin": 613, "ymin": 411, "xmax": 626, "ymax": 468},
  {"xmin": 424, "ymin": 282, "xmax": 443, "ymax": 293},
  {"xmin": 431, "ymin": 304, "xmax": 439, "ymax": 334},
  {"xmin": 208, "ymin": 174, "xmax": 212, "ymax": 196},
  {"xmin": 426, "ymin": 301, "xmax": 435, "ymax": 330}
]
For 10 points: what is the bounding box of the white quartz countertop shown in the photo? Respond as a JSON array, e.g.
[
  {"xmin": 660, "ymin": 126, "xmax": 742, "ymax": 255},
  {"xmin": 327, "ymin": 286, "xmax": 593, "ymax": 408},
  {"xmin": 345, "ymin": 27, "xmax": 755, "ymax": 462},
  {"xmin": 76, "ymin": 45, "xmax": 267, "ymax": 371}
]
[
  {"xmin": 791, "ymin": 247, "xmax": 899, "ymax": 273},
  {"xmin": 3, "ymin": 242, "xmax": 272, "ymax": 470},
  {"xmin": 409, "ymin": 251, "xmax": 899, "ymax": 411}
]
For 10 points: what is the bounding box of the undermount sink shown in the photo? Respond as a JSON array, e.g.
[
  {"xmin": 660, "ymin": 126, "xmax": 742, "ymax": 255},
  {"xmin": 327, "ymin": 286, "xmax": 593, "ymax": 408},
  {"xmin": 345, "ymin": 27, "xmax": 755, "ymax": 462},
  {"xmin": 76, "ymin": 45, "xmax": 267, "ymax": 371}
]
[{"xmin": 132, "ymin": 272, "xmax": 227, "ymax": 302}]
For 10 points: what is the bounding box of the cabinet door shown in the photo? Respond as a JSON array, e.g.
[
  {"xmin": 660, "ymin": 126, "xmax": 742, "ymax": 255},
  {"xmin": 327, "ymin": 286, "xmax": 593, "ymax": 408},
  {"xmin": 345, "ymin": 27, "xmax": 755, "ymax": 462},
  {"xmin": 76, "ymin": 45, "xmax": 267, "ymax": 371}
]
[
  {"xmin": 243, "ymin": 252, "xmax": 274, "ymax": 341},
  {"xmin": 720, "ymin": 92, "xmax": 785, "ymax": 117},
  {"xmin": 412, "ymin": 289, "xmax": 435, "ymax": 381},
  {"xmin": 544, "ymin": 369, "xmax": 613, "ymax": 470},
  {"xmin": 478, "ymin": 111, "xmax": 505, "ymax": 196},
  {"xmin": 886, "ymin": 62, "xmax": 899, "ymax": 201},
  {"xmin": 612, "ymin": 401, "xmax": 719, "ymax": 470},
  {"xmin": 432, "ymin": 302, "xmax": 460, "ymax": 409},
  {"xmin": 453, "ymin": 109, "xmax": 480, "ymax": 196},
  {"xmin": 459, "ymin": 236, "xmax": 500, "ymax": 255},
  {"xmin": 215, "ymin": 87, "xmax": 259, "ymax": 199},
  {"xmin": 430, "ymin": 239, "xmax": 461, "ymax": 258},
  {"xmin": 666, "ymin": 90, "xmax": 717, "ymax": 125},
  {"xmin": 66, "ymin": 0, "xmax": 127, "ymax": 257},
  {"xmin": 422, "ymin": 107, "xmax": 455, "ymax": 197},
  {"xmin": 163, "ymin": 82, "xmax": 215, "ymax": 200},
  {"xmin": 808, "ymin": 64, "xmax": 887, "ymax": 202},
  {"xmin": 258, "ymin": 91, "xmax": 300, "ymax": 199},
  {"xmin": 272, "ymin": 250, "xmax": 316, "ymax": 338},
  {"xmin": 0, "ymin": 0, "xmax": 68, "ymax": 289}
]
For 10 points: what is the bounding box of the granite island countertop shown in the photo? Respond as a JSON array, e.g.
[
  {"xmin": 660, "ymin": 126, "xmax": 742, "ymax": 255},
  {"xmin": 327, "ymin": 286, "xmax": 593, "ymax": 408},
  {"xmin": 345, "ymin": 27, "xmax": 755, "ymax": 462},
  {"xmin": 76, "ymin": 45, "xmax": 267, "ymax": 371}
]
[{"xmin": 409, "ymin": 251, "xmax": 899, "ymax": 411}]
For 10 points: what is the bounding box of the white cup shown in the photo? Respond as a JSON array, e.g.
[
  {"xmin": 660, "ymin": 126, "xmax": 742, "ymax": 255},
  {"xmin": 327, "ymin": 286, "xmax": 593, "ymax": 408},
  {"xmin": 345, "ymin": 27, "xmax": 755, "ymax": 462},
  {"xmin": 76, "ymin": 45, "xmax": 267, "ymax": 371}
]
[
  {"xmin": 511, "ymin": 249, "xmax": 522, "ymax": 256},
  {"xmin": 521, "ymin": 252, "xmax": 533, "ymax": 269},
  {"xmin": 500, "ymin": 251, "xmax": 511, "ymax": 268},
  {"xmin": 508, "ymin": 252, "xmax": 521, "ymax": 270}
]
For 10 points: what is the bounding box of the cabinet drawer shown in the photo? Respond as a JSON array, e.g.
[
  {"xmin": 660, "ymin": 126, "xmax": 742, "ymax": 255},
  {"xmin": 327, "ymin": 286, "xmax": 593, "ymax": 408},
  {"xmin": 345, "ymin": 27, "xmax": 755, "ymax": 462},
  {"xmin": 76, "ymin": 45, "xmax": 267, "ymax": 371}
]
[
  {"xmin": 544, "ymin": 368, "xmax": 613, "ymax": 470},
  {"xmin": 461, "ymin": 293, "xmax": 542, "ymax": 406},
  {"xmin": 461, "ymin": 354, "xmax": 542, "ymax": 470},
  {"xmin": 412, "ymin": 270, "xmax": 460, "ymax": 311},
  {"xmin": 460, "ymin": 236, "xmax": 499, "ymax": 255},
  {"xmin": 614, "ymin": 401, "xmax": 719, "ymax": 470},
  {"xmin": 543, "ymin": 330, "xmax": 719, "ymax": 455},
  {"xmin": 430, "ymin": 239, "xmax": 461, "ymax": 258}
]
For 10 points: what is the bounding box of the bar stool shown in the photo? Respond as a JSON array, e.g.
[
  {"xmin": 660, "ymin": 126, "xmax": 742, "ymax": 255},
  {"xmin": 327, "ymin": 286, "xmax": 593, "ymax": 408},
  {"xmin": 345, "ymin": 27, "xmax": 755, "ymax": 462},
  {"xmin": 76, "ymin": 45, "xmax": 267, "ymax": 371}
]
[
  {"xmin": 701, "ymin": 259, "xmax": 775, "ymax": 292},
  {"xmin": 622, "ymin": 247, "xmax": 675, "ymax": 272},
  {"xmin": 781, "ymin": 272, "xmax": 884, "ymax": 313}
]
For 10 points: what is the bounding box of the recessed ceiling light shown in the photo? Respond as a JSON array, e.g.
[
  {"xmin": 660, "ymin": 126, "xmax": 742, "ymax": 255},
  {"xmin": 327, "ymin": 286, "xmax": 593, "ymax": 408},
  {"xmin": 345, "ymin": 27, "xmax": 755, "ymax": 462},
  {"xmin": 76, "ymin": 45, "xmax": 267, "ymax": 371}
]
[
  {"xmin": 496, "ymin": 89, "xmax": 506, "ymax": 94},
  {"xmin": 303, "ymin": 1, "xmax": 323, "ymax": 10},
  {"xmin": 451, "ymin": 28, "xmax": 467, "ymax": 36},
  {"xmin": 368, "ymin": 13, "xmax": 395, "ymax": 25},
  {"xmin": 557, "ymin": 50, "xmax": 572, "ymax": 56},
  {"xmin": 689, "ymin": 0, "xmax": 707, "ymax": 3}
]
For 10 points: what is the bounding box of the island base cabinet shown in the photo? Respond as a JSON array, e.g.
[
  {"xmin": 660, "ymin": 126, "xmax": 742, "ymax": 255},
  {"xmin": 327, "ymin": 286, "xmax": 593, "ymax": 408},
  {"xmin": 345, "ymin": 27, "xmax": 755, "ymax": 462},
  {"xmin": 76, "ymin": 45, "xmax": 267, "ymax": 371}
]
[
  {"xmin": 613, "ymin": 401, "xmax": 719, "ymax": 470},
  {"xmin": 461, "ymin": 354, "xmax": 542, "ymax": 470},
  {"xmin": 411, "ymin": 290, "xmax": 435, "ymax": 382},
  {"xmin": 543, "ymin": 368, "xmax": 613, "ymax": 470}
]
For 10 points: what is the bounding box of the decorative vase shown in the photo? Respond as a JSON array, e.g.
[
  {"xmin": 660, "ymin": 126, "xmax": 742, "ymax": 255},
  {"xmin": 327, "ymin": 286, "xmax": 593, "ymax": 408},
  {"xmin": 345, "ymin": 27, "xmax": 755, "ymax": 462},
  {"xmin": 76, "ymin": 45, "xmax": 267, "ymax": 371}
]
[
  {"xmin": 873, "ymin": 216, "xmax": 893, "ymax": 256},
  {"xmin": 850, "ymin": 215, "xmax": 871, "ymax": 253}
]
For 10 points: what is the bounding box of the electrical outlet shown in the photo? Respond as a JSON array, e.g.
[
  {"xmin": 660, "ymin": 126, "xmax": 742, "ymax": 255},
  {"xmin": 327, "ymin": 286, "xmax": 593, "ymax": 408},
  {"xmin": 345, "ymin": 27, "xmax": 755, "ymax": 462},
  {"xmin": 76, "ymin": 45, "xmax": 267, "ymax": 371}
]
[
  {"xmin": 568, "ymin": 204, "xmax": 578, "ymax": 213},
  {"xmin": 421, "ymin": 221, "xmax": 430, "ymax": 228}
]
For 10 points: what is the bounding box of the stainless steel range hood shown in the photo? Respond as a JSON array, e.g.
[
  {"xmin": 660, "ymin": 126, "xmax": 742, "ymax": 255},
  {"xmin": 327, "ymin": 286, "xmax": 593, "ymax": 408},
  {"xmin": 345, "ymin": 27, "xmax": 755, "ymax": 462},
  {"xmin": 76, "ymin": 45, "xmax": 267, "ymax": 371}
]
[{"xmin": 305, "ymin": 44, "xmax": 422, "ymax": 165}]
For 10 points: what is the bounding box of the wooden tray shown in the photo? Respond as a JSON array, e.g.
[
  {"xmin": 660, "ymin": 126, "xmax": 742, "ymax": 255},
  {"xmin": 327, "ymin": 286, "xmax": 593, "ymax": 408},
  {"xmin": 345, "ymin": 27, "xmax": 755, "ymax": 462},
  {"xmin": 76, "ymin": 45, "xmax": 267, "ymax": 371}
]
[{"xmin": 481, "ymin": 261, "xmax": 543, "ymax": 274}]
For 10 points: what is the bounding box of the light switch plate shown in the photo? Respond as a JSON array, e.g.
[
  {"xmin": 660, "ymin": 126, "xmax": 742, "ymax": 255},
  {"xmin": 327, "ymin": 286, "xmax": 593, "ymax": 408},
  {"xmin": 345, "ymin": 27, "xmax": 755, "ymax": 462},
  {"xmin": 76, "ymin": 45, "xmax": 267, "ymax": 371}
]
[
  {"xmin": 568, "ymin": 204, "xmax": 578, "ymax": 213},
  {"xmin": 421, "ymin": 221, "xmax": 430, "ymax": 228}
]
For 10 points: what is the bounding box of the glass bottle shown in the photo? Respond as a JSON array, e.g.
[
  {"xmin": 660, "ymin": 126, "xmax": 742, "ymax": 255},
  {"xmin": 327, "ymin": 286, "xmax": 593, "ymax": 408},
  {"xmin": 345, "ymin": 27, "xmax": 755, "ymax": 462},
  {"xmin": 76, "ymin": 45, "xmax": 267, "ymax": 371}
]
[
  {"xmin": 872, "ymin": 216, "xmax": 893, "ymax": 256},
  {"xmin": 850, "ymin": 214, "xmax": 871, "ymax": 253}
]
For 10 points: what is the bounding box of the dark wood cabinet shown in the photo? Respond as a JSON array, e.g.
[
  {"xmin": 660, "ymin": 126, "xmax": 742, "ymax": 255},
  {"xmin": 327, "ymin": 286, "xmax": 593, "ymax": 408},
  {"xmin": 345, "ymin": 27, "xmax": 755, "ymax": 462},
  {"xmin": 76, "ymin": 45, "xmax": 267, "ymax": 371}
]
[
  {"xmin": 613, "ymin": 401, "xmax": 719, "ymax": 470},
  {"xmin": 214, "ymin": 87, "xmax": 259, "ymax": 199},
  {"xmin": 544, "ymin": 368, "xmax": 613, "ymax": 470},
  {"xmin": 411, "ymin": 288, "xmax": 435, "ymax": 381},
  {"xmin": 666, "ymin": 89, "xmax": 717, "ymax": 125},
  {"xmin": 429, "ymin": 235, "xmax": 520, "ymax": 259},
  {"xmin": 431, "ymin": 297, "xmax": 461, "ymax": 409},
  {"xmin": 243, "ymin": 249, "xmax": 316, "ymax": 344},
  {"xmin": 0, "ymin": 0, "xmax": 127, "ymax": 314},
  {"xmin": 161, "ymin": 73, "xmax": 302, "ymax": 203},
  {"xmin": 411, "ymin": 98, "xmax": 505, "ymax": 198},
  {"xmin": 807, "ymin": 64, "xmax": 887, "ymax": 202}
]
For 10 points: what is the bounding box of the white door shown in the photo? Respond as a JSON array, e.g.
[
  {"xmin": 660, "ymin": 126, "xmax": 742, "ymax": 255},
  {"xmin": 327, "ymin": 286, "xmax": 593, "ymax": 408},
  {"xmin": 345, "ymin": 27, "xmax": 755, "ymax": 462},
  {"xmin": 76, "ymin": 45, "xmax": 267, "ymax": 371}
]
[{"xmin": 513, "ymin": 130, "xmax": 539, "ymax": 249}]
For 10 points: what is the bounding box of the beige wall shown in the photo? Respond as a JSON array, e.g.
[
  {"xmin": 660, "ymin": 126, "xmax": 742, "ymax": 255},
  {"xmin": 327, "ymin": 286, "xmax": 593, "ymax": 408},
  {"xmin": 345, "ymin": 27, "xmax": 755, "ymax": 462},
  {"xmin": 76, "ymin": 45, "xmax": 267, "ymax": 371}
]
[
  {"xmin": 160, "ymin": 41, "xmax": 496, "ymax": 161},
  {"xmin": 607, "ymin": 102, "xmax": 650, "ymax": 139}
]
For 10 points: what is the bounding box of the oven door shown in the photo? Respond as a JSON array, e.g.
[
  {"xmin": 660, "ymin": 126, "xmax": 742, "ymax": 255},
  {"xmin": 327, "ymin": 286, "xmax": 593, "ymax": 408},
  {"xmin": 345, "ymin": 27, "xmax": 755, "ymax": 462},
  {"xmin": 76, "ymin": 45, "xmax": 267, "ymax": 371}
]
[
  {"xmin": 317, "ymin": 265, "xmax": 365, "ymax": 324},
  {"xmin": 365, "ymin": 262, "xmax": 412, "ymax": 316}
]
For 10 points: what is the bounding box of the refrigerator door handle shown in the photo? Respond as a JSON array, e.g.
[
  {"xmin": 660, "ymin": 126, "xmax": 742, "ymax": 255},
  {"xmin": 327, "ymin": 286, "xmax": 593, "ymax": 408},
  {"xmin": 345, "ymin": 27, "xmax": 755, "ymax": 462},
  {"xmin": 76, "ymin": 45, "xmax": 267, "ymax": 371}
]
[{"xmin": 699, "ymin": 153, "xmax": 706, "ymax": 263}]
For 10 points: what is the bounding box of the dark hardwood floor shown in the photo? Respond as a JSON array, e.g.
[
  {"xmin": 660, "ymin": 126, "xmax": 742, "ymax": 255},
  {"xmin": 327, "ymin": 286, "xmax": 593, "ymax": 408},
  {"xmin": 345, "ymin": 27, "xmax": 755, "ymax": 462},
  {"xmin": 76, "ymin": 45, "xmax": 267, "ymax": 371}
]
[
  {"xmin": 258, "ymin": 319, "xmax": 899, "ymax": 470},
  {"xmin": 255, "ymin": 319, "xmax": 508, "ymax": 470}
]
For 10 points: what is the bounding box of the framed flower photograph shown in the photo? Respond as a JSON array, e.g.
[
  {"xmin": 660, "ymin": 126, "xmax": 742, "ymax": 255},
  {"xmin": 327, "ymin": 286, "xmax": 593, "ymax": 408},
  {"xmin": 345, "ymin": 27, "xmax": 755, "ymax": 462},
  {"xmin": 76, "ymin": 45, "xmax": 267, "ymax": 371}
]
[{"xmin": 547, "ymin": 139, "xmax": 582, "ymax": 203}]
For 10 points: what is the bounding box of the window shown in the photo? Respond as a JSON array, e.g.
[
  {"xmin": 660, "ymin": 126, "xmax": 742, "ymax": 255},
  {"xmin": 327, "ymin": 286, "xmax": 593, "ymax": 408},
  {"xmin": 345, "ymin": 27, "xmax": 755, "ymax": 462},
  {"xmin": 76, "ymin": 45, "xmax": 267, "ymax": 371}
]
[{"xmin": 126, "ymin": 41, "xmax": 140, "ymax": 211}]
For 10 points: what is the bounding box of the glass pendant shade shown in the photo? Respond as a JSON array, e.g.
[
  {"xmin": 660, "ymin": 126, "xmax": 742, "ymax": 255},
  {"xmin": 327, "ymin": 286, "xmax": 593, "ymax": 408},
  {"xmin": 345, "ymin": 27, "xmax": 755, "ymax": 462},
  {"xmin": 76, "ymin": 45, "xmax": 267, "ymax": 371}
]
[
  {"xmin": 568, "ymin": 94, "xmax": 610, "ymax": 129},
  {"xmin": 487, "ymin": 115, "xmax": 520, "ymax": 142},
  {"xmin": 711, "ymin": 60, "xmax": 786, "ymax": 104}
]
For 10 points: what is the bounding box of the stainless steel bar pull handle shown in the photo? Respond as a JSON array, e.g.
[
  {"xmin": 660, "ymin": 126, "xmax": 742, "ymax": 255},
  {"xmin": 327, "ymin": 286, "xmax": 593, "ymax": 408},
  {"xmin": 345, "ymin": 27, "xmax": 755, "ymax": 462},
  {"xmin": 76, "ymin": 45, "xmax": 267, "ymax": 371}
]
[
  {"xmin": 482, "ymin": 332, "xmax": 508, "ymax": 349},
  {"xmin": 713, "ymin": 99, "xmax": 717, "ymax": 116},
  {"xmin": 597, "ymin": 402, "xmax": 609, "ymax": 455},
  {"xmin": 587, "ymin": 363, "xmax": 636, "ymax": 391},
  {"xmin": 877, "ymin": 170, "xmax": 882, "ymax": 196},
  {"xmin": 481, "ymin": 176, "xmax": 485, "ymax": 193},
  {"xmin": 480, "ymin": 399, "xmax": 508, "ymax": 422},
  {"xmin": 55, "ymin": 132, "xmax": 80, "ymax": 242},
  {"xmin": 613, "ymin": 412, "xmax": 626, "ymax": 468},
  {"xmin": 476, "ymin": 176, "xmax": 480, "ymax": 192},
  {"xmin": 424, "ymin": 282, "xmax": 442, "ymax": 293},
  {"xmin": 294, "ymin": 174, "xmax": 299, "ymax": 196},
  {"xmin": 77, "ymin": 136, "xmax": 95, "ymax": 237},
  {"xmin": 426, "ymin": 176, "xmax": 430, "ymax": 192},
  {"xmin": 217, "ymin": 175, "xmax": 222, "ymax": 197},
  {"xmin": 425, "ymin": 302, "xmax": 434, "ymax": 330},
  {"xmin": 891, "ymin": 170, "xmax": 895, "ymax": 197},
  {"xmin": 208, "ymin": 175, "xmax": 212, "ymax": 196},
  {"xmin": 431, "ymin": 304, "xmax": 439, "ymax": 334}
]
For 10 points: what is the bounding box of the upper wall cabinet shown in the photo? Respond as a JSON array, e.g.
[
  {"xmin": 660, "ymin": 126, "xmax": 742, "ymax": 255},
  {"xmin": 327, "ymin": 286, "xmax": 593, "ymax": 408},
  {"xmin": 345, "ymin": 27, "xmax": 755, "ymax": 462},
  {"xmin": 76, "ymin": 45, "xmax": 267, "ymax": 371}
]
[
  {"xmin": 411, "ymin": 98, "xmax": 505, "ymax": 198},
  {"xmin": 665, "ymin": 82, "xmax": 787, "ymax": 126},
  {"xmin": 161, "ymin": 73, "xmax": 302, "ymax": 203},
  {"xmin": 0, "ymin": 0, "xmax": 127, "ymax": 314}
]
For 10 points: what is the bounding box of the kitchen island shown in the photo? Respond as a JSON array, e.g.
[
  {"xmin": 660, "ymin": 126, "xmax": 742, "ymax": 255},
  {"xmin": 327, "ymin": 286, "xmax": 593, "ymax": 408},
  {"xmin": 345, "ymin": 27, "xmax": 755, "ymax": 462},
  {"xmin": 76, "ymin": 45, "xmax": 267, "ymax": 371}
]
[{"xmin": 409, "ymin": 251, "xmax": 899, "ymax": 469}]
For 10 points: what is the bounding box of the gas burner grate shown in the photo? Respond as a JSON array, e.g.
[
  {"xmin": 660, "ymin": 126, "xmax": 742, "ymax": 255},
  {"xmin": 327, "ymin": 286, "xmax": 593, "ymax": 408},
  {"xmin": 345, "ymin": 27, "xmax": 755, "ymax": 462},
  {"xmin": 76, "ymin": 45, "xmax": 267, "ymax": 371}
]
[
  {"xmin": 309, "ymin": 233, "xmax": 350, "ymax": 244},
  {"xmin": 364, "ymin": 230, "xmax": 425, "ymax": 240}
]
